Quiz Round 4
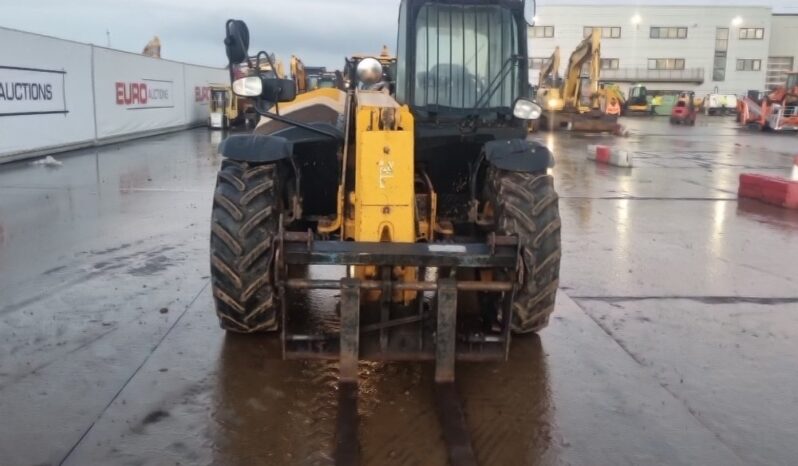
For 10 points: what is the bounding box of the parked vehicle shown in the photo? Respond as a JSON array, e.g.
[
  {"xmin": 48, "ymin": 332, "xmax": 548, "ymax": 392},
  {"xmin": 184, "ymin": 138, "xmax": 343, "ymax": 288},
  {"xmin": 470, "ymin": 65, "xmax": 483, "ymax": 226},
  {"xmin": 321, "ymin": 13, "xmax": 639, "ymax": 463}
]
[
  {"xmin": 670, "ymin": 92, "xmax": 697, "ymax": 126},
  {"xmin": 703, "ymin": 92, "xmax": 738, "ymax": 116}
]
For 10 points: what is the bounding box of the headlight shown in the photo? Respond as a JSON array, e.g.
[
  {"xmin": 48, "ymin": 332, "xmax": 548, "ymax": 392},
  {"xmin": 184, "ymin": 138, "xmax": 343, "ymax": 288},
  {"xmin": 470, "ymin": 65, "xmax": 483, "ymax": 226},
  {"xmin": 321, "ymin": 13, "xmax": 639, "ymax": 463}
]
[
  {"xmin": 356, "ymin": 58, "xmax": 384, "ymax": 86},
  {"xmin": 514, "ymin": 98, "xmax": 542, "ymax": 120},
  {"xmin": 232, "ymin": 76, "xmax": 262, "ymax": 97},
  {"xmin": 548, "ymin": 98, "xmax": 557, "ymax": 109}
]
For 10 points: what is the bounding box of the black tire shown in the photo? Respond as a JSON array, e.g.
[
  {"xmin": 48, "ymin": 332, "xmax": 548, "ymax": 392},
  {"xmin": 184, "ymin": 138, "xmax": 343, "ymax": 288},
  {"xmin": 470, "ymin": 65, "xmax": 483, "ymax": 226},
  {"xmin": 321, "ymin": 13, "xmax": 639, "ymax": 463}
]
[
  {"xmin": 484, "ymin": 168, "xmax": 562, "ymax": 334},
  {"xmin": 210, "ymin": 160, "xmax": 282, "ymax": 333}
]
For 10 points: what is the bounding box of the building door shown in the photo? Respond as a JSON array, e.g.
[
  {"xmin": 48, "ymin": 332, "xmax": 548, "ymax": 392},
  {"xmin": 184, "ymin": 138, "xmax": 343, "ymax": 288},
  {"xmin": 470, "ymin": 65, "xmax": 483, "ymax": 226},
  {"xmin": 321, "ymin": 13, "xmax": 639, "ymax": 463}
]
[{"xmin": 767, "ymin": 57, "xmax": 794, "ymax": 90}]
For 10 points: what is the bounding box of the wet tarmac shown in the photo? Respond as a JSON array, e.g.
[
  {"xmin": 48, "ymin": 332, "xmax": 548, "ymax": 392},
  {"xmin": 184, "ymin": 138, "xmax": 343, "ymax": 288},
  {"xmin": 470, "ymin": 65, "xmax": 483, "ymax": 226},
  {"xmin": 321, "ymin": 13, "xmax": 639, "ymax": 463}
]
[{"xmin": 0, "ymin": 117, "xmax": 797, "ymax": 466}]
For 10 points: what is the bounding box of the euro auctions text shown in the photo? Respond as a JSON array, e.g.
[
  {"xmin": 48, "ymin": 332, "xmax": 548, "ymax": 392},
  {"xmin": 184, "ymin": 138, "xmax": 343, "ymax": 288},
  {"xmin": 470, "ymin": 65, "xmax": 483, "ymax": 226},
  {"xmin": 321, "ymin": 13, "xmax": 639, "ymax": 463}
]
[{"xmin": 0, "ymin": 81, "xmax": 53, "ymax": 102}]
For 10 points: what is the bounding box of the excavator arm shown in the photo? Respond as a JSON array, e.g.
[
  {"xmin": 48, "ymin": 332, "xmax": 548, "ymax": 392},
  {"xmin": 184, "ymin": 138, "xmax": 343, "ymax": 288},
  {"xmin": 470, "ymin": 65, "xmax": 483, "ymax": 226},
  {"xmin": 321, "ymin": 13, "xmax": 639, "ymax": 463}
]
[
  {"xmin": 538, "ymin": 46, "xmax": 560, "ymax": 88},
  {"xmin": 562, "ymin": 29, "xmax": 600, "ymax": 112},
  {"xmin": 291, "ymin": 55, "xmax": 308, "ymax": 94}
]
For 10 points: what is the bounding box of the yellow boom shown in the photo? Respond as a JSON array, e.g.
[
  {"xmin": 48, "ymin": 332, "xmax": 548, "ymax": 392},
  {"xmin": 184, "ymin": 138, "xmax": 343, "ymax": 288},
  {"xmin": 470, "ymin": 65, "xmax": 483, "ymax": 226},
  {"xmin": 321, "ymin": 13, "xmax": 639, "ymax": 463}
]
[{"xmin": 562, "ymin": 28, "xmax": 601, "ymax": 113}]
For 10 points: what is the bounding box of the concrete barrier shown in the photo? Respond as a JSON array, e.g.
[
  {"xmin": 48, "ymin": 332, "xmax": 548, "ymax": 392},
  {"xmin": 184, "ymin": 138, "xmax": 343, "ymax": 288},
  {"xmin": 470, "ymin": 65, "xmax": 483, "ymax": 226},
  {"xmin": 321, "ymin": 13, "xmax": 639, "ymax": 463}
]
[
  {"xmin": 587, "ymin": 144, "xmax": 634, "ymax": 168},
  {"xmin": 739, "ymin": 174, "xmax": 798, "ymax": 209}
]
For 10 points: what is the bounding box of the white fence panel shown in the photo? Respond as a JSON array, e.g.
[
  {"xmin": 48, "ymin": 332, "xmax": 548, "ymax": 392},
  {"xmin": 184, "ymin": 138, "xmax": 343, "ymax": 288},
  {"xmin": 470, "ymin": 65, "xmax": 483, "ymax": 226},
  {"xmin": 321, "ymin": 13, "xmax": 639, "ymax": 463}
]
[
  {"xmin": 184, "ymin": 65, "xmax": 228, "ymax": 125},
  {"xmin": 1, "ymin": 27, "xmax": 229, "ymax": 161},
  {"xmin": 0, "ymin": 28, "xmax": 95, "ymax": 156},
  {"xmin": 93, "ymin": 47, "xmax": 187, "ymax": 139}
]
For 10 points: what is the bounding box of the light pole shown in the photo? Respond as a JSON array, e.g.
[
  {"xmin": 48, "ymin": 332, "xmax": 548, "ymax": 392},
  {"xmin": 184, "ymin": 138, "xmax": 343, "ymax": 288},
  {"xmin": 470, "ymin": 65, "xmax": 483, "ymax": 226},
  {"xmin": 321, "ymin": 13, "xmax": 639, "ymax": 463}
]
[{"xmin": 631, "ymin": 14, "xmax": 642, "ymax": 73}]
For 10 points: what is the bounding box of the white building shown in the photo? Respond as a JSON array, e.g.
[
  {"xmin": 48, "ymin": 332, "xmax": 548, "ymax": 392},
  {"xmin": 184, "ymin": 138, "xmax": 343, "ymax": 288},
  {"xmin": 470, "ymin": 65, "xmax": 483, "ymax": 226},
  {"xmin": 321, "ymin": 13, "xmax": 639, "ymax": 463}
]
[{"xmin": 528, "ymin": 5, "xmax": 798, "ymax": 96}]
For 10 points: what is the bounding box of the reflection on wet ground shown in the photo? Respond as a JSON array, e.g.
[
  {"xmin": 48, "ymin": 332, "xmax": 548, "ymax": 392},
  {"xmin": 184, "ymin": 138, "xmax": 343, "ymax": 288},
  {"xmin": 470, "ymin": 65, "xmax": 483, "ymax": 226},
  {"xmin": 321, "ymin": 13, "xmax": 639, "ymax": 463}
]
[{"xmin": 1, "ymin": 118, "xmax": 797, "ymax": 465}]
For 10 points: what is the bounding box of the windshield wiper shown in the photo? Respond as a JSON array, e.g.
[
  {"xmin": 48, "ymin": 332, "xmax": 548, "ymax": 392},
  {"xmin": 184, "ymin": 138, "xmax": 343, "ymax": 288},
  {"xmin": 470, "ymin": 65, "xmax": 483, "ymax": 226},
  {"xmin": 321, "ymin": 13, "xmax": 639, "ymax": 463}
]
[{"xmin": 468, "ymin": 55, "xmax": 521, "ymax": 117}]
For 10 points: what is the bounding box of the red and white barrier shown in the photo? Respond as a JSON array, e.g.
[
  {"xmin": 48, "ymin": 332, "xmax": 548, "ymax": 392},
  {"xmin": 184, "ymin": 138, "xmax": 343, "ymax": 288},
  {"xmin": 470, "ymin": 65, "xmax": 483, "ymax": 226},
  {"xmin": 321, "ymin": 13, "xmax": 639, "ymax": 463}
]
[
  {"xmin": 739, "ymin": 174, "xmax": 798, "ymax": 209},
  {"xmin": 587, "ymin": 145, "xmax": 634, "ymax": 168}
]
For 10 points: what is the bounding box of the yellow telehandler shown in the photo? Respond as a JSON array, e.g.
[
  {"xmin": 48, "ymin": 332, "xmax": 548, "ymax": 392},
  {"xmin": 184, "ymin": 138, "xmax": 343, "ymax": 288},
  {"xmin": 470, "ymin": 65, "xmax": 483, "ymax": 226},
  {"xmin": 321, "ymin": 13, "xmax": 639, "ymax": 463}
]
[{"xmin": 213, "ymin": 1, "xmax": 559, "ymax": 463}]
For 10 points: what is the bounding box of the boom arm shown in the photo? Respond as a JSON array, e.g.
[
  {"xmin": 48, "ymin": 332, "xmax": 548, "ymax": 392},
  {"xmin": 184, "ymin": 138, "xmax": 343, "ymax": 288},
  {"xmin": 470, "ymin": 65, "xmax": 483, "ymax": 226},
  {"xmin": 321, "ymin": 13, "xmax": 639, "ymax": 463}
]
[
  {"xmin": 562, "ymin": 29, "xmax": 600, "ymax": 111},
  {"xmin": 291, "ymin": 55, "xmax": 308, "ymax": 94},
  {"xmin": 538, "ymin": 46, "xmax": 560, "ymax": 88}
]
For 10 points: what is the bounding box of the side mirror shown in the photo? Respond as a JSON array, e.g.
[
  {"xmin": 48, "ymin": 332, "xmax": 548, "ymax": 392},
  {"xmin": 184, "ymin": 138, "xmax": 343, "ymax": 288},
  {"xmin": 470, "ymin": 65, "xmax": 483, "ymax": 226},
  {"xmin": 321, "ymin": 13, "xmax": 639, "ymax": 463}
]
[
  {"xmin": 232, "ymin": 77, "xmax": 262, "ymax": 97},
  {"xmin": 263, "ymin": 78, "xmax": 297, "ymax": 103},
  {"xmin": 224, "ymin": 19, "xmax": 250, "ymax": 64},
  {"xmin": 231, "ymin": 77, "xmax": 296, "ymax": 103},
  {"xmin": 524, "ymin": 0, "xmax": 536, "ymax": 26},
  {"xmin": 513, "ymin": 98, "xmax": 542, "ymax": 120}
]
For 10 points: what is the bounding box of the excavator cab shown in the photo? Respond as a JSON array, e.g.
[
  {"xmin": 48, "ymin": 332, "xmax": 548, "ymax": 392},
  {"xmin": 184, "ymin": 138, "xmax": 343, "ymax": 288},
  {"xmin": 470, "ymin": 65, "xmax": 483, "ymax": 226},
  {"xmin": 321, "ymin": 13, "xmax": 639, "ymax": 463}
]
[
  {"xmin": 626, "ymin": 84, "xmax": 650, "ymax": 114},
  {"xmin": 787, "ymin": 72, "xmax": 798, "ymax": 92},
  {"xmin": 208, "ymin": 87, "xmax": 230, "ymax": 129}
]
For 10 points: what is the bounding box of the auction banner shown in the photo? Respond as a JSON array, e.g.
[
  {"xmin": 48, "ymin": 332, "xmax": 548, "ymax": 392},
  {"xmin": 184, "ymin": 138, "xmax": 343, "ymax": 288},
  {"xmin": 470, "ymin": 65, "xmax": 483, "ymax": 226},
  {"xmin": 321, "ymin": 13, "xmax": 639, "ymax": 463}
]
[
  {"xmin": 184, "ymin": 64, "xmax": 227, "ymax": 123},
  {"xmin": 0, "ymin": 66, "xmax": 67, "ymax": 116},
  {"xmin": 93, "ymin": 47, "xmax": 187, "ymax": 139},
  {"xmin": 0, "ymin": 27, "xmax": 95, "ymax": 158},
  {"xmin": 114, "ymin": 79, "xmax": 175, "ymax": 109}
]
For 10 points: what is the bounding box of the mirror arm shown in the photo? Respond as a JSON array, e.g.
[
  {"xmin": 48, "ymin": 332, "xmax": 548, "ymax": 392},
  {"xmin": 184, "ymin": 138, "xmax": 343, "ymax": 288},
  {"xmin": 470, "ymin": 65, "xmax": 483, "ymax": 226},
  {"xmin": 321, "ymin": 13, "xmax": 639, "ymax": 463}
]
[
  {"xmin": 253, "ymin": 100, "xmax": 340, "ymax": 140},
  {"xmin": 255, "ymin": 51, "xmax": 281, "ymax": 115},
  {"xmin": 225, "ymin": 20, "xmax": 237, "ymax": 84}
]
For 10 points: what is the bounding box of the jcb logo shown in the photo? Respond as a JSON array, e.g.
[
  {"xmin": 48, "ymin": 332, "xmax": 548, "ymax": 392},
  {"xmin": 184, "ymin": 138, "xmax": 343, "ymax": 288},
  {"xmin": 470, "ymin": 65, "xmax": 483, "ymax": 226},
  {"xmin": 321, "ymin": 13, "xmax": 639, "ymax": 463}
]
[{"xmin": 378, "ymin": 161, "xmax": 394, "ymax": 188}]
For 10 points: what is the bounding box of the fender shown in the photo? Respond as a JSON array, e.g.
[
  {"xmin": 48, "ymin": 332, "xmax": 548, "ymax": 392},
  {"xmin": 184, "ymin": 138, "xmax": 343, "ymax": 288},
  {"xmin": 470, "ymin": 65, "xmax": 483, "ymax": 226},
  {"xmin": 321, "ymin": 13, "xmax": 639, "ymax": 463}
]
[
  {"xmin": 217, "ymin": 134, "xmax": 293, "ymax": 163},
  {"xmin": 482, "ymin": 138, "xmax": 554, "ymax": 173},
  {"xmin": 219, "ymin": 123, "xmax": 343, "ymax": 163}
]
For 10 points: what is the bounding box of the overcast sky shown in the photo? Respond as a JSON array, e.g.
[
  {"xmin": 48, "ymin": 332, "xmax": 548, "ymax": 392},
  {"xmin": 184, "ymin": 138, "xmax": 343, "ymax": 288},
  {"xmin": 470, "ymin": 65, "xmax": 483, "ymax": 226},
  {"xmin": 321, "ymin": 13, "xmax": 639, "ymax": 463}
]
[{"xmin": 2, "ymin": 0, "xmax": 796, "ymax": 70}]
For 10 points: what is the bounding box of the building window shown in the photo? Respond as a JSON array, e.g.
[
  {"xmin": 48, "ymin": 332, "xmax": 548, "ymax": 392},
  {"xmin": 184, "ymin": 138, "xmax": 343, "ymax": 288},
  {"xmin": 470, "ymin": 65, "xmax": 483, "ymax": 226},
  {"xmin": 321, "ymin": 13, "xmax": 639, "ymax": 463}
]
[
  {"xmin": 600, "ymin": 58, "xmax": 619, "ymax": 70},
  {"xmin": 529, "ymin": 57, "xmax": 547, "ymax": 70},
  {"xmin": 531, "ymin": 26, "xmax": 555, "ymax": 38},
  {"xmin": 648, "ymin": 58, "xmax": 686, "ymax": 70},
  {"xmin": 584, "ymin": 26, "xmax": 622, "ymax": 39},
  {"xmin": 714, "ymin": 53, "xmax": 727, "ymax": 69},
  {"xmin": 713, "ymin": 28, "xmax": 729, "ymax": 82},
  {"xmin": 650, "ymin": 27, "xmax": 688, "ymax": 39},
  {"xmin": 736, "ymin": 59, "xmax": 762, "ymax": 71},
  {"xmin": 767, "ymin": 57, "xmax": 795, "ymax": 89},
  {"xmin": 715, "ymin": 28, "xmax": 729, "ymax": 52},
  {"xmin": 739, "ymin": 28, "xmax": 764, "ymax": 40}
]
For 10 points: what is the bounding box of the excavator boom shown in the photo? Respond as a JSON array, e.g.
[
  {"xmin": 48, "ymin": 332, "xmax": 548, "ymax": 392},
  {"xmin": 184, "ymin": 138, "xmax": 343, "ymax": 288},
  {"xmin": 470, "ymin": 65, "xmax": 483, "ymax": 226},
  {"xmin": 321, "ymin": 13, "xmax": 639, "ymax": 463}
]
[
  {"xmin": 562, "ymin": 29, "xmax": 600, "ymax": 111},
  {"xmin": 291, "ymin": 55, "xmax": 308, "ymax": 94},
  {"xmin": 538, "ymin": 46, "xmax": 560, "ymax": 88}
]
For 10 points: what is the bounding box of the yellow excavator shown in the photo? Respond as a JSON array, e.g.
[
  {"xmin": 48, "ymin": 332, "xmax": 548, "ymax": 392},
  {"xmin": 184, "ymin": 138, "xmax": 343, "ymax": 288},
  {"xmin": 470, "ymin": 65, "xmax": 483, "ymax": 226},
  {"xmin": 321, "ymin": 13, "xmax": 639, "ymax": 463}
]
[
  {"xmin": 540, "ymin": 29, "xmax": 620, "ymax": 132},
  {"xmin": 536, "ymin": 46, "xmax": 563, "ymax": 112},
  {"xmin": 291, "ymin": 55, "xmax": 342, "ymax": 93},
  {"xmin": 290, "ymin": 55, "xmax": 308, "ymax": 94}
]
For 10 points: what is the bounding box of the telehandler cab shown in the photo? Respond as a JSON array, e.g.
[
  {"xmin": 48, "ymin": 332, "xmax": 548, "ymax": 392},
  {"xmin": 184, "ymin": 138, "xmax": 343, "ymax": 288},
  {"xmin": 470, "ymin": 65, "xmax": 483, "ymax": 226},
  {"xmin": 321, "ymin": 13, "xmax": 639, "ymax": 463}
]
[{"xmin": 211, "ymin": 1, "xmax": 560, "ymax": 463}]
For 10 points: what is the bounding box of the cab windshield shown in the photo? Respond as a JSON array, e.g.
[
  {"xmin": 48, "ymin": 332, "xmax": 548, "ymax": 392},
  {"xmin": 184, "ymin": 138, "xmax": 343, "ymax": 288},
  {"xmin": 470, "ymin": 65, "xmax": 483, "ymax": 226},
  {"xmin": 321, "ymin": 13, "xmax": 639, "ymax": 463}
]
[
  {"xmin": 210, "ymin": 90, "xmax": 228, "ymax": 112},
  {"xmin": 413, "ymin": 4, "xmax": 520, "ymax": 111}
]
